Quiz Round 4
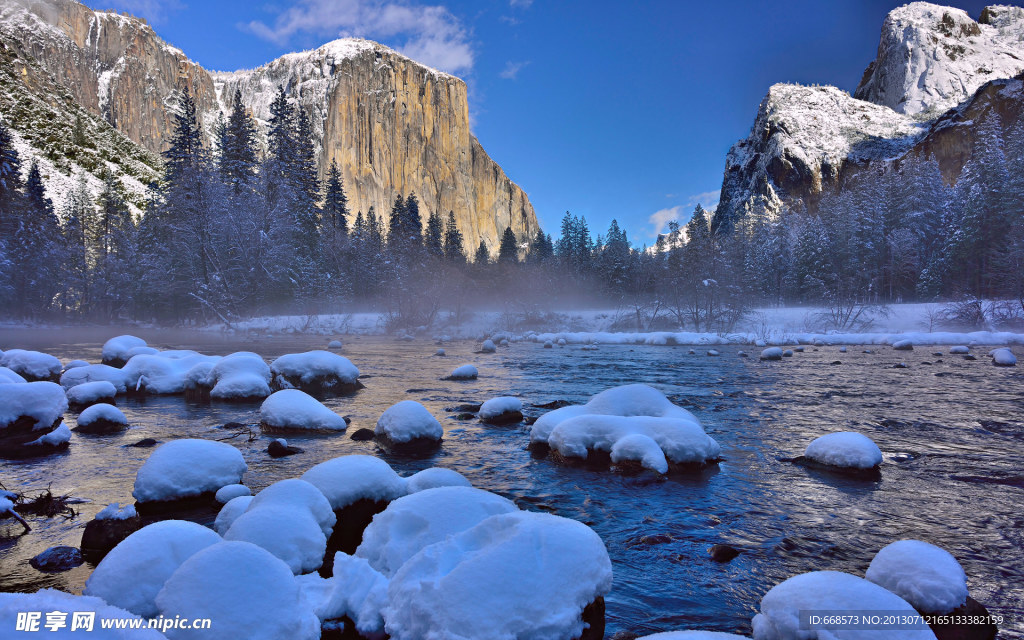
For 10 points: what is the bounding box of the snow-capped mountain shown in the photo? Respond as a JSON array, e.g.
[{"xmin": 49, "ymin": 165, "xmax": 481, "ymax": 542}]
[
  {"xmin": 716, "ymin": 2, "xmax": 1024, "ymax": 226},
  {"xmin": 855, "ymin": 3, "xmax": 1024, "ymax": 116},
  {"xmin": 0, "ymin": 0, "xmax": 538, "ymax": 249}
]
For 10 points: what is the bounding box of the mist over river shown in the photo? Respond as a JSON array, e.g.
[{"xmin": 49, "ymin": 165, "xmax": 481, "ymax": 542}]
[{"xmin": 1, "ymin": 329, "xmax": 1021, "ymax": 637}]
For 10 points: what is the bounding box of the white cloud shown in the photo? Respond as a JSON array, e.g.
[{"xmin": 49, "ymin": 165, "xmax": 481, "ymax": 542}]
[
  {"xmin": 648, "ymin": 205, "xmax": 683, "ymax": 237},
  {"xmin": 101, "ymin": 0, "xmax": 184, "ymax": 24},
  {"xmin": 499, "ymin": 60, "xmax": 528, "ymax": 80},
  {"xmin": 509, "ymin": 0, "xmax": 533, "ymax": 7},
  {"xmin": 244, "ymin": 0, "xmax": 473, "ymax": 75},
  {"xmin": 686, "ymin": 189, "xmax": 720, "ymax": 211}
]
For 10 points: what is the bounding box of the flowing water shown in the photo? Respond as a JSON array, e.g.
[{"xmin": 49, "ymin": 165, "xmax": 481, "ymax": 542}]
[{"xmin": 1, "ymin": 329, "xmax": 1022, "ymax": 637}]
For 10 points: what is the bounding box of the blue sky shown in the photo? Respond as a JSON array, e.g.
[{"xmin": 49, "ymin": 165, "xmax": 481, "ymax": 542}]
[{"xmin": 103, "ymin": 0, "xmax": 991, "ymax": 244}]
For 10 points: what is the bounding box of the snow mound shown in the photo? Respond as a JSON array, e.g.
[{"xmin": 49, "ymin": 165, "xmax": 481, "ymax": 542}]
[
  {"xmin": 949, "ymin": 345, "xmax": 970, "ymax": 354},
  {"xmin": 865, "ymin": 539, "xmax": 968, "ymax": 614},
  {"xmin": 214, "ymin": 496, "xmax": 253, "ymax": 535},
  {"xmin": 761, "ymin": 347, "xmax": 784, "ymax": 360},
  {"xmin": 260, "ymin": 389, "xmax": 347, "ymax": 432},
  {"xmin": 481, "ymin": 339, "xmax": 497, "ymax": 353},
  {"xmin": 804, "ymin": 432, "xmax": 883, "ymax": 469},
  {"xmin": 549, "ymin": 414, "xmax": 720, "ymax": 471},
  {"xmin": 449, "ymin": 364, "xmax": 478, "ymax": 379},
  {"xmin": 102, "ymin": 335, "xmax": 150, "ymax": 364},
  {"xmin": 404, "ymin": 467, "xmax": 472, "ymax": 493},
  {"xmin": 25, "ymin": 422, "xmax": 71, "ymax": 447},
  {"xmin": 215, "ymin": 484, "xmax": 251, "ymax": 503},
  {"xmin": 301, "ymin": 455, "xmax": 407, "ymax": 510},
  {"xmin": 0, "ymin": 366, "xmax": 26, "ymax": 384},
  {"xmin": 155, "ymin": 541, "xmax": 320, "ymax": 640},
  {"xmin": 76, "ymin": 403, "xmax": 127, "ymax": 430},
  {"xmin": 132, "ymin": 439, "xmax": 247, "ymax": 503},
  {"xmin": 0, "ymin": 589, "xmax": 168, "ymax": 639},
  {"xmin": 610, "ymin": 433, "xmax": 670, "ymax": 473},
  {"xmin": 270, "ymin": 350, "xmax": 360, "ymax": 392},
  {"xmin": 328, "ymin": 340, "xmax": 343, "ymax": 349},
  {"xmin": 752, "ymin": 570, "xmax": 936, "ymax": 640},
  {"xmin": 247, "ymin": 478, "xmax": 336, "ymax": 537},
  {"xmin": 298, "ymin": 553, "xmax": 389, "ymax": 633},
  {"xmin": 479, "ymin": 396, "xmax": 523, "ymax": 421},
  {"xmin": 65, "ymin": 359, "xmax": 90, "ymax": 370},
  {"xmin": 991, "ymin": 347, "xmax": 1016, "ymax": 366},
  {"xmin": 67, "ymin": 380, "xmax": 117, "ymax": 405},
  {"xmin": 384, "ymin": 510, "xmax": 612, "ymax": 640},
  {"xmin": 356, "ymin": 486, "xmax": 518, "ymax": 577},
  {"xmin": 224, "ymin": 505, "xmax": 326, "ymax": 574},
  {"xmin": 376, "ymin": 401, "xmax": 443, "ymax": 443},
  {"xmin": 84, "ymin": 520, "xmax": 221, "ymax": 617},
  {"xmin": 95, "ymin": 503, "xmax": 136, "ymax": 520},
  {"xmin": 122, "ymin": 352, "xmax": 221, "ymax": 395},
  {"xmin": 0, "ymin": 349, "xmax": 61, "ymax": 381},
  {"xmin": 194, "ymin": 352, "xmax": 272, "ymax": 399},
  {"xmin": 0, "ymin": 380, "xmax": 68, "ymax": 429},
  {"xmin": 60, "ymin": 364, "xmax": 130, "ymax": 393}
]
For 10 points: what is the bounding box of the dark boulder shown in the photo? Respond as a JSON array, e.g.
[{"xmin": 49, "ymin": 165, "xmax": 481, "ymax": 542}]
[
  {"xmin": 81, "ymin": 516, "xmax": 144, "ymax": 562},
  {"xmin": 350, "ymin": 428, "xmax": 376, "ymax": 441},
  {"xmin": 709, "ymin": 543, "xmax": 741, "ymax": 563},
  {"xmin": 267, "ymin": 440, "xmax": 303, "ymax": 458},
  {"xmin": 30, "ymin": 546, "xmax": 84, "ymax": 572},
  {"xmin": 319, "ymin": 498, "xmax": 391, "ymax": 577},
  {"xmin": 929, "ymin": 596, "xmax": 998, "ymax": 640}
]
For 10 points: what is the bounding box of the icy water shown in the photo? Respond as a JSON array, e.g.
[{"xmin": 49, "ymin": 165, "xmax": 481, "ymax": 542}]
[{"xmin": 1, "ymin": 330, "xmax": 1022, "ymax": 638}]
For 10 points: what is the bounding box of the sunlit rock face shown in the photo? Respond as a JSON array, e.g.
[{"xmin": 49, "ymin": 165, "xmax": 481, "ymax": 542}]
[
  {"xmin": 715, "ymin": 3, "xmax": 1024, "ymax": 226},
  {"xmin": 0, "ymin": 0, "xmax": 540, "ymax": 251}
]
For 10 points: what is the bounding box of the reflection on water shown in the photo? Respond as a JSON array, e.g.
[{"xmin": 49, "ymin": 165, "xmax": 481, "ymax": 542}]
[{"xmin": 1, "ymin": 330, "xmax": 1022, "ymax": 638}]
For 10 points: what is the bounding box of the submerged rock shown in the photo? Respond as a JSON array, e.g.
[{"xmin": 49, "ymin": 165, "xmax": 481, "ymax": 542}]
[
  {"xmin": 30, "ymin": 546, "xmax": 83, "ymax": 572},
  {"xmin": 350, "ymin": 428, "xmax": 375, "ymax": 441},
  {"xmin": 709, "ymin": 543, "xmax": 742, "ymax": 563},
  {"xmin": 268, "ymin": 439, "xmax": 303, "ymax": 458}
]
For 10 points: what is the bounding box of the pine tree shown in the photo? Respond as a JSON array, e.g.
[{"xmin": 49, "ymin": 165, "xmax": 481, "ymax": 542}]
[
  {"xmin": 473, "ymin": 239, "xmax": 490, "ymax": 265},
  {"xmin": 218, "ymin": 89, "xmax": 258, "ymax": 187},
  {"xmin": 0, "ymin": 118, "xmax": 23, "ymax": 235},
  {"xmin": 268, "ymin": 86, "xmax": 295, "ymax": 166},
  {"xmin": 323, "ymin": 159, "xmax": 349, "ymax": 234},
  {"xmin": 163, "ymin": 88, "xmax": 204, "ymax": 181},
  {"xmin": 443, "ymin": 211, "xmax": 465, "ymax": 263},
  {"xmin": 498, "ymin": 226, "xmax": 519, "ymax": 264},
  {"xmin": 425, "ymin": 210, "xmax": 443, "ymax": 258},
  {"xmin": 528, "ymin": 228, "xmax": 553, "ymax": 263}
]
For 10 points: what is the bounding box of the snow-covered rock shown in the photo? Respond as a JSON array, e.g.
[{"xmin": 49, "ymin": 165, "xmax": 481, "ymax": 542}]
[
  {"xmin": 549, "ymin": 415, "xmax": 721, "ymax": 472},
  {"xmin": 155, "ymin": 541, "xmax": 321, "ymax": 640},
  {"xmin": 0, "ymin": 348, "xmax": 62, "ymax": 381},
  {"xmin": 60, "ymin": 364, "xmax": 130, "ymax": 393},
  {"xmin": 84, "ymin": 520, "xmax": 221, "ymax": 617},
  {"xmin": 804, "ymin": 431, "xmax": 883, "ymax": 470},
  {"xmin": 479, "ymin": 396, "xmax": 524, "ymax": 423},
  {"xmin": 95, "ymin": 503, "xmax": 137, "ymax": 521},
  {"xmin": 121, "ymin": 352, "xmax": 221, "ymax": 395},
  {"xmin": 435, "ymin": 348, "xmax": 446, "ymax": 356},
  {"xmin": 865, "ymin": 539, "xmax": 968, "ymax": 614},
  {"xmin": 188, "ymin": 352, "xmax": 272, "ymax": 400},
  {"xmin": 247, "ymin": 479, "xmax": 336, "ymax": 537},
  {"xmin": 448, "ymin": 363, "xmax": 479, "ymax": 380},
  {"xmin": 480, "ymin": 339, "xmax": 497, "ymax": 353},
  {"xmin": 214, "ymin": 496, "xmax": 254, "ymax": 535},
  {"xmin": 0, "ymin": 380, "xmax": 68, "ymax": 430},
  {"xmin": 132, "ymin": 439, "xmax": 247, "ymax": 504},
  {"xmin": 403, "ymin": 467, "xmax": 472, "ymax": 493},
  {"xmin": 66, "ymin": 380, "xmax": 117, "ymax": 407},
  {"xmin": 855, "ymin": 2, "xmax": 1024, "ymax": 116},
  {"xmin": 297, "ymin": 553, "xmax": 390, "ymax": 633},
  {"xmin": 991, "ymin": 347, "xmax": 1016, "ymax": 366},
  {"xmin": 760, "ymin": 347, "xmax": 784, "ymax": 361},
  {"xmin": 893, "ymin": 339, "xmax": 914, "ymax": 350},
  {"xmin": 64, "ymin": 359, "xmax": 90, "ymax": 370},
  {"xmin": 24, "ymin": 422, "xmax": 71, "ymax": 448},
  {"xmin": 102, "ymin": 335, "xmax": 152, "ymax": 366},
  {"xmin": 375, "ymin": 401, "xmax": 443, "ymax": 445},
  {"xmin": 752, "ymin": 571, "xmax": 937, "ymax": 640},
  {"xmin": 356, "ymin": 486, "xmax": 518, "ymax": 577},
  {"xmin": 225, "ymin": 504, "xmax": 327, "ymax": 574},
  {"xmin": 0, "ymin": 366, "xmax": 26, "ymax": 384},
  {"xmin": 259, "ymin": 389, "xmax": 347, "ymax": 432},
  {"xmin": 215, "ymin": 484, "xmax": 251, "ymax": 504},
  {"xmin": 328, "ymin": 340, "xmax": 343, "ymax": 349},
  {"xmin": 75, "ymin": 403, "xmax": 127, "ymax": 434},
  {"xmin": 301, "ymin": 455, "xmax": 406, "ymax": 510},
  {"xmin": 0, "ymin": 589, "xmax": 168, "ymax": 639},
  {"xmin": 384, "ymin": 511, "xmax": 612, "ymax": 640},
  {"xmin": 270, "ymin": 350, "xmax": 361, "ymax": 395},
  {"xmin": 949, "ymin": 345, "xmax": 970, "ymax": 354}
]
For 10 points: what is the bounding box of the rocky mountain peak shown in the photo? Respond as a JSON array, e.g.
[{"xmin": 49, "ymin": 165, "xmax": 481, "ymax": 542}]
[{"xmin": 854, "ymin": 2, "xmax": 1024, "ymax": 115}]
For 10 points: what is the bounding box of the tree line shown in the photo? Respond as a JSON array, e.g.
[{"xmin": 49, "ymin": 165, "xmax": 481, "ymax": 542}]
[{"xmin": 0, "ymin": 89, "xmax": 1021, "ymax": 331}]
